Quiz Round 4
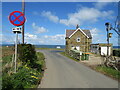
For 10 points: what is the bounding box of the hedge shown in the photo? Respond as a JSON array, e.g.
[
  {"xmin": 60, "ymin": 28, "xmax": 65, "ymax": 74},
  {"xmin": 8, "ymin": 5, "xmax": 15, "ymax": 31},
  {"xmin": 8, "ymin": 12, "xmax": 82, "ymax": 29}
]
[
  {"xmin": 113, "ymin": 50, "xmax": 120, "ymax": 57},
  {"xmin": 18, "ymin": 44, "xmax": 37, "ymax": 66}
]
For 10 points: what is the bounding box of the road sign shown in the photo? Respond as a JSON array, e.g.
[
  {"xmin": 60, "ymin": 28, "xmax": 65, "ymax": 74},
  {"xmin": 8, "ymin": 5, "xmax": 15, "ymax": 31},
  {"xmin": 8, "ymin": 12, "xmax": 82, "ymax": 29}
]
[
  {"xmin": 9, "ymin": 11, "xmax": 26, "ymax": 26},
  {"xmin": 12, "ymin": 27, "xmax": 22, "ymax": 33}
]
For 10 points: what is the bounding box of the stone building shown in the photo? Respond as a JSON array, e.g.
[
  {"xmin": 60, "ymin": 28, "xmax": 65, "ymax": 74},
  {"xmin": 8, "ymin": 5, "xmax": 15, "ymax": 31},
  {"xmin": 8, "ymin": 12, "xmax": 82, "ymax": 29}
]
[{"xmin": 65, "ymin": 26, "xmax": 92, "ymax": 53}]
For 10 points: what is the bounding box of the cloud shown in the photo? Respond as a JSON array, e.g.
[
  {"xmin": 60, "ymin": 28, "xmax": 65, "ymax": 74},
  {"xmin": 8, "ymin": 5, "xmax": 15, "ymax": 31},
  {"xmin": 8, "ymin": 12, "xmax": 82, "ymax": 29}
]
[
  {"xmin": 25, "ymin": 33, "xmax": 37, "ymax": 40},
  {"xmin": 43, "ymin": 34, "xmax": 65, "ymax": 44},
  {"xmin": 41, "ymin": 11, "xmax": 59, "ymax": 23},
  {"xmin": 41, "ymin": 6, "xmax": 114, "ymax": 26},
  {"xmin": 96, "ymin": 0, "xmax": 119, "ymax": 2},
  {"xmin": 1, "ymin": 34, "xmax": 15, "ymax": 44},
  {"xmin": 24, "ymin": 33, "xmax": 65, "ymax": 45},
  {"xmin": 60, "ymin": 7, "xmax": 114, "ymax": 26},
  {"xmin": 94, "ymin": 2, "xmax": 109, "ymax": 10},
  {"xmin": 90, "ymin": 28, "xmax": 99, "ymax": 37},
  {"xmin": 32, "ymin": 22, "xmax": 48, "ymax": 34},
  {"xmin": 60, "ymin": 17, "xmax": 80, "ymax": 26},
  {"xmin": 40, "ymin": 2, "xmax": 114, "ymax": 27},
  {"xmin": 90, "ymin": 28, "xmax": 106, "ymax": 43},
  {"xmin": 33, "ymin": 11, "xmax": 39, "ymax": 15}
]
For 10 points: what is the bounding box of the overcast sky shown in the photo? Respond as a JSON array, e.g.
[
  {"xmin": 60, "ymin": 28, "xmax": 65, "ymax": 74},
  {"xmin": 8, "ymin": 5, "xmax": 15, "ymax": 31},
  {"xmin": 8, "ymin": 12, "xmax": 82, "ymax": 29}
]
[{"xmin": 2, "ymin": 2, "xmax": 119, "ymax": 45}]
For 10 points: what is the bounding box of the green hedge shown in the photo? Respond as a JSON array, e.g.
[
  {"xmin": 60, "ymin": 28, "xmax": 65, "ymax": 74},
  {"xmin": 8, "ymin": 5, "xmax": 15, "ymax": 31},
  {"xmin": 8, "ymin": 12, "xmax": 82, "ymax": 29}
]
[
  {"xmin": 18, "ymin": 44, "xmax": 37, "ymax": 66},
  {"xmin": 113, "ymin": 50, "xmax": 120, "ymax": 57}
]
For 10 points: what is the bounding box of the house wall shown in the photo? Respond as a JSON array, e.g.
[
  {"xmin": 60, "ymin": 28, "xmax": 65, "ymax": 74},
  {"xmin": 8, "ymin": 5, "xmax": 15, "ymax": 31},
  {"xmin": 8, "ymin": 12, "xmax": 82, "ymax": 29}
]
[
  {"xmin": 91, "ymin": 45, "xmax": 99, "ymax": 54},
  {"xmin": 101, "ymin": 47, "xmax": 111, "ymax": 56},
  {"xmin": 66, "ymin": 30, "xmax": 92, "ymax": 52}
]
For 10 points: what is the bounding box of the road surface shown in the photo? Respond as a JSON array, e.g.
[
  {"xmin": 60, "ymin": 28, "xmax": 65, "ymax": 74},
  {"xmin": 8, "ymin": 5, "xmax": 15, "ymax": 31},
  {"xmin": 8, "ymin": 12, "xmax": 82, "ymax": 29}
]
[{"xmin": 37, "ymin": 50, "xmax": 118, "ymax": 88}]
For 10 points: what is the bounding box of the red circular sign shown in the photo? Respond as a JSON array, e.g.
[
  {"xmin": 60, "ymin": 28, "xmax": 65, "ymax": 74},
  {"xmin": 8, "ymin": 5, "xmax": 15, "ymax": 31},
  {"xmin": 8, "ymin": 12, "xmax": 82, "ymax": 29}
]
[{"xmin": 9, "ymin": 11, "xmax": 26, "ymax": 26}]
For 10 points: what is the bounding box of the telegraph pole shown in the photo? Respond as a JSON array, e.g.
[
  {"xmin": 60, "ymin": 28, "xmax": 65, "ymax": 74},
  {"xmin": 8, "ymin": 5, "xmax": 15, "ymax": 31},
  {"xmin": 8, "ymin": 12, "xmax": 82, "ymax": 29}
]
[
  {"xmin": 107, "ymin": 27, "xmax": 109, "ymax": 56},
  {"xmin": 118, "ymin": 1, "xmax": 120, "ymax": 47},
  {"xmin": 22, "ymin": 0, "xmax": 25, "ymax": 44},
  {"xmin": 105, "ymin": 23, "xmax": 111, "ymax": 56}
]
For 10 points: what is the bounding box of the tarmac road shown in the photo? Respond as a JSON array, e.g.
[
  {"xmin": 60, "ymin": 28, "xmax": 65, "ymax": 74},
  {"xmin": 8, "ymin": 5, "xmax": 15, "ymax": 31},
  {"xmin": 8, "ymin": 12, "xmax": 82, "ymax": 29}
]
[{"xmin": 37, "ymin": 50, "xmax": 118, "ymax": 88}]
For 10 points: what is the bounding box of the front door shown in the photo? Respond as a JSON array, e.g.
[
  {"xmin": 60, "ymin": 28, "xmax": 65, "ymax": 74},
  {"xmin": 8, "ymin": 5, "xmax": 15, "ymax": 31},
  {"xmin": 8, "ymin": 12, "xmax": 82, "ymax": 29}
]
[{"xmin": 76, "ymin": 46, "xmax": 80, "ymax": 50}]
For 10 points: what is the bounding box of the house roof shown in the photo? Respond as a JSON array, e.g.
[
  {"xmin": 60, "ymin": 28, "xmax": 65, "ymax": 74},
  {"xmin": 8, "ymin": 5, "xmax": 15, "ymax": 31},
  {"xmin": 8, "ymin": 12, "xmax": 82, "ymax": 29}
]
[{"xmin": 66, "ymin": 29, "xmax": 92, "ymax": 39}]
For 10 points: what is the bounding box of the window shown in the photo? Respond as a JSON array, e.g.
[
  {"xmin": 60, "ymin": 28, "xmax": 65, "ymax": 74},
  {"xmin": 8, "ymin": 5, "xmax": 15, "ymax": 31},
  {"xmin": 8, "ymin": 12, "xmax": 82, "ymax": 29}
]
[{"xmin": 76, "ymin": 37, "xmax": 80, "ymax": 42}]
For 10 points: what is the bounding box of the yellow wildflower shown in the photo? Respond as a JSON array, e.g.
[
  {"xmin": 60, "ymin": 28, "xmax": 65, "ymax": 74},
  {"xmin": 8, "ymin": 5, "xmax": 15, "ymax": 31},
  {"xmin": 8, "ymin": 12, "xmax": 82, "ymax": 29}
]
[
  {"xmin": 24, "ymin": 65, "xmax": 30, "ymax": 69},
  {"xmin": 31, "ymin": 76, "xmax": 38, "ymax": 79},
  {"xmin": 25, "ymin": 64, "xmax": 27, "ymax": 67},
  {"xmin": 33, "ymin": 73, "xmax": 36, "ymax": 75}
]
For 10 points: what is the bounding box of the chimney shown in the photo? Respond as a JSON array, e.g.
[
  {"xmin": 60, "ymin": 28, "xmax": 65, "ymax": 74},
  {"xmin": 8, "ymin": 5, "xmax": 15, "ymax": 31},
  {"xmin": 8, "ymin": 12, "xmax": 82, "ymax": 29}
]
[{"xmin": 76, "ymin": 24, "xmax": 79, "ymax": 29}]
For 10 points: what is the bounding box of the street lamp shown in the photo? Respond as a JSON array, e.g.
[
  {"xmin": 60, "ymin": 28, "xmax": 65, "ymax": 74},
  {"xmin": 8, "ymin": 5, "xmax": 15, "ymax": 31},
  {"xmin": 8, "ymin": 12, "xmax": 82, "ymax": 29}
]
[
  {"xmin": 105, "ymin": 22, "xmax": 111, "ymax": 57},
  {"xmin": 105, "ymin": 21, "xmax": 120, "ymax": 57}
]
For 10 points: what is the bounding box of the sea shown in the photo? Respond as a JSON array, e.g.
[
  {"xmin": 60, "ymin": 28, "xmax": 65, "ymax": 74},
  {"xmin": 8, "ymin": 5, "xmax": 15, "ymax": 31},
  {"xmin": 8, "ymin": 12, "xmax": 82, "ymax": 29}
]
[
  {"xmin": 1, "ymin": 44, "xmax": 66, "ymax": 49},
  {"xmin": 1, "ymin": 44, "xmax": 120, "ymax": 49}
]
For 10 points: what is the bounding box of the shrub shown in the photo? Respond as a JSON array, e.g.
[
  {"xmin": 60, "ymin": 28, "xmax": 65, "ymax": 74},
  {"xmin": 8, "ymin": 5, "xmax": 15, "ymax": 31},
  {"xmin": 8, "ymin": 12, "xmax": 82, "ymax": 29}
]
[
  {"xmin": 18, "ymin": 44, "xmax": 37, "ymax": 66},
  {"xmin": 113, "ymin": 50, "xmax": 120, "ymax": 57},
  {"xmin": 2, "ymin": 74, "xmax": 14, "ymax": 90},
  {"xmin": 2, "ymin": 65, "xmax": 41, "ymax": 89}
]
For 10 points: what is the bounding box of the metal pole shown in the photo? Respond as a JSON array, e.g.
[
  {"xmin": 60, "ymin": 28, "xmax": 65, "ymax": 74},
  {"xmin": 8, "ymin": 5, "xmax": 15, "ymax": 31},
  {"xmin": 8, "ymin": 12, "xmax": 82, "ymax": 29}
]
[
  {"xmin": 22, "ymin": 0, "xmax": 25, "ymax": 44},
  {"xmin": 107, "ymin": 28, "xmax": 109, "ymax": 56},
  {"xmin": 14, "ymin": 32, "xmax": 18, "ymax": 73},
  {"xmin": 118, "ymin": 1, "xmax": 120, "ymax": 47}
]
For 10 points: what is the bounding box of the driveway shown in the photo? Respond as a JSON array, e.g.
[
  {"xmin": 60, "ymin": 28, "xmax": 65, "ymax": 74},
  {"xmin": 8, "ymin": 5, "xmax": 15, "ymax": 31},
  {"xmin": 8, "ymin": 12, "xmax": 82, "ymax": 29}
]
[{"xmin": 37, "ymin": 50, "xmax": 118, "ymax": 88}]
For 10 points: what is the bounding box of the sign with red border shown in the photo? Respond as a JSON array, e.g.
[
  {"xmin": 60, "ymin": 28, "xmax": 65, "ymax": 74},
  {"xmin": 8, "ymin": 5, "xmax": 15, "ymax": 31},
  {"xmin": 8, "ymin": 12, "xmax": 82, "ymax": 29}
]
[{"xmin": 9, "ymin": 11, "xmax": 26, "ymax": 26}]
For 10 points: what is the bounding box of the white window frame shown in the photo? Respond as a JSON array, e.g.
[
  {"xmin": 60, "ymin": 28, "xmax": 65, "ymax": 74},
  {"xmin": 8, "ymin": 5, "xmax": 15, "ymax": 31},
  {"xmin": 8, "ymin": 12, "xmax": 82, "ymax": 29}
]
[{"xmin": 76, "ymin": 37, "xmax": 80, "ymax": 42}]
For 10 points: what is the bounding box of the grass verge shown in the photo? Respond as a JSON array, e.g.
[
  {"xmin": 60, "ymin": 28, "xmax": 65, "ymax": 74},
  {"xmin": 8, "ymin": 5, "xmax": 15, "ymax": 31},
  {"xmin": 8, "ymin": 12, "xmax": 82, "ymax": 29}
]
[
  {"xmin": 94, "ymin": 66, "xmax": 120, "ymax": 81},
  {"xmin": 60, "ymin": 52, "xmax": 79, "ymax": 62}
]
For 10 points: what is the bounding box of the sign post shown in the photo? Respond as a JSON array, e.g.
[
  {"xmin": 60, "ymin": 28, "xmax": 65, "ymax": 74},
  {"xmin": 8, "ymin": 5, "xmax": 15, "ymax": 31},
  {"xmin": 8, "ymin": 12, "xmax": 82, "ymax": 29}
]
[
  {"xmin": 15, "ymin": 32, "xmax": 18, "ymax": 73},
  {"xmin": 9, "ymin": 11, "xmax": 26, "ymax": 73}
]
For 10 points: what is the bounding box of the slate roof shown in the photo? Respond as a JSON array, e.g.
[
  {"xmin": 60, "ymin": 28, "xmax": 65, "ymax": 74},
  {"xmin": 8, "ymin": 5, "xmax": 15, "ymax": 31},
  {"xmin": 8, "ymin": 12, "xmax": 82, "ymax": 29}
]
[{"xmin": 66, "ymin": 29, "xmax": 92, "ymax": 39}]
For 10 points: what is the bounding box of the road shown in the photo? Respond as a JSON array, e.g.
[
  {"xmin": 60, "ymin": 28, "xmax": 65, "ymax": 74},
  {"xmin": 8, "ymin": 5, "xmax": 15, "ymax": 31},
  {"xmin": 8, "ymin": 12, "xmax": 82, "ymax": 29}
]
[{"xmin": 37, "ymin": 50, "xmax": 118, "ymax": 88}]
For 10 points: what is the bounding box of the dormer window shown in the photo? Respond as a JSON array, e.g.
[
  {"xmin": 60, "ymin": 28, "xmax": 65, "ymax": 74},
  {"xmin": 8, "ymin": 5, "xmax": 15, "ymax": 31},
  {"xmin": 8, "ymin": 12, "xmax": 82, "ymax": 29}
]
[{"xmin": 76, "ymin": 37, "xmax": 80, "ymax": 42}]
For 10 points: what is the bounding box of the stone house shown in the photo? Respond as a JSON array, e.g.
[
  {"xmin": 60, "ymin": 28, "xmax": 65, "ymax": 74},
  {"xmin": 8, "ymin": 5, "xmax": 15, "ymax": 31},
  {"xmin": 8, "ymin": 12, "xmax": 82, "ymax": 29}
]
[{"xmin": 65, "ymin": 27, "xmax": 92, "ymax": 53}]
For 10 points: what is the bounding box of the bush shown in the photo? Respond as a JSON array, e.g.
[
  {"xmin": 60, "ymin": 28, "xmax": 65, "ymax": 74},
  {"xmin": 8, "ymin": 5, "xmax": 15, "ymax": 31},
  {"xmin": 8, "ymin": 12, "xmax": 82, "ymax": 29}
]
[
  {"xmin": 113, "ymin": 50, "xmax": 120, "ymax": 57},
  {"xmin": 2, "ymin": 74, "xmax": 14, "ymax": 90},
  {"xmin": 2, "ymin": 65, "xmax": 41, "ymax": 89},
  {"xmin": 18, "ymin": 44, "xmax": 37, "ymax": 66}
]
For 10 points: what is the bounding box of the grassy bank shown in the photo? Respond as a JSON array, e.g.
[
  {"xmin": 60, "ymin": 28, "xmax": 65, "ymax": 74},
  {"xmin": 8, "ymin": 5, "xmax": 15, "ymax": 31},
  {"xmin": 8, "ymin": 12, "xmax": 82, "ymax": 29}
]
[
  {"xmin": 94, "ymin": 66, "xmax": 120, "ymax": 80},
  {"xmin": 60, "ymin": 52, "xmax": 79, "ymax": 62}
]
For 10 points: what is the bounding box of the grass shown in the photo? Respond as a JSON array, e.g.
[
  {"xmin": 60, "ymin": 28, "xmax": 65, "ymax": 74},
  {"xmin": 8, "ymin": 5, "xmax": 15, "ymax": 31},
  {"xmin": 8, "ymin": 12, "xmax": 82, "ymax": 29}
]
[
  {"xmin": 2, "ymin": 55, "xmax": 13, "ymax": 66},
  {"xmin": 36, "ymin": 52, "xmax": 46, "ymax": 71},
  {"xmin": 2, "ymin": 46, "xmax": 15, "ymax": 73},
  {"xmin": 113, "ymin": 48, "xmax": 120, "ymax": 50},
  {"xmin": 95, "ymin": 66, "xmax": 120, "ymax": 80},
  {"xmin": 2, "ymin": 46, "xmax": 14, "ymax": 57},
  {"xmin": 60, "ymin": 52, "xmax": 79, "ymax": 62}
]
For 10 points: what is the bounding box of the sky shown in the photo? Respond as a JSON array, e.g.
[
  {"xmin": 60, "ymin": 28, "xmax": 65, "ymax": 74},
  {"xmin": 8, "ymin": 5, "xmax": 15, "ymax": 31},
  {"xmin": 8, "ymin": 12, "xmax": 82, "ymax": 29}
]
[{"xmin": 1, "ymin": 2, "xmax": 119, "ymax": 45}]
